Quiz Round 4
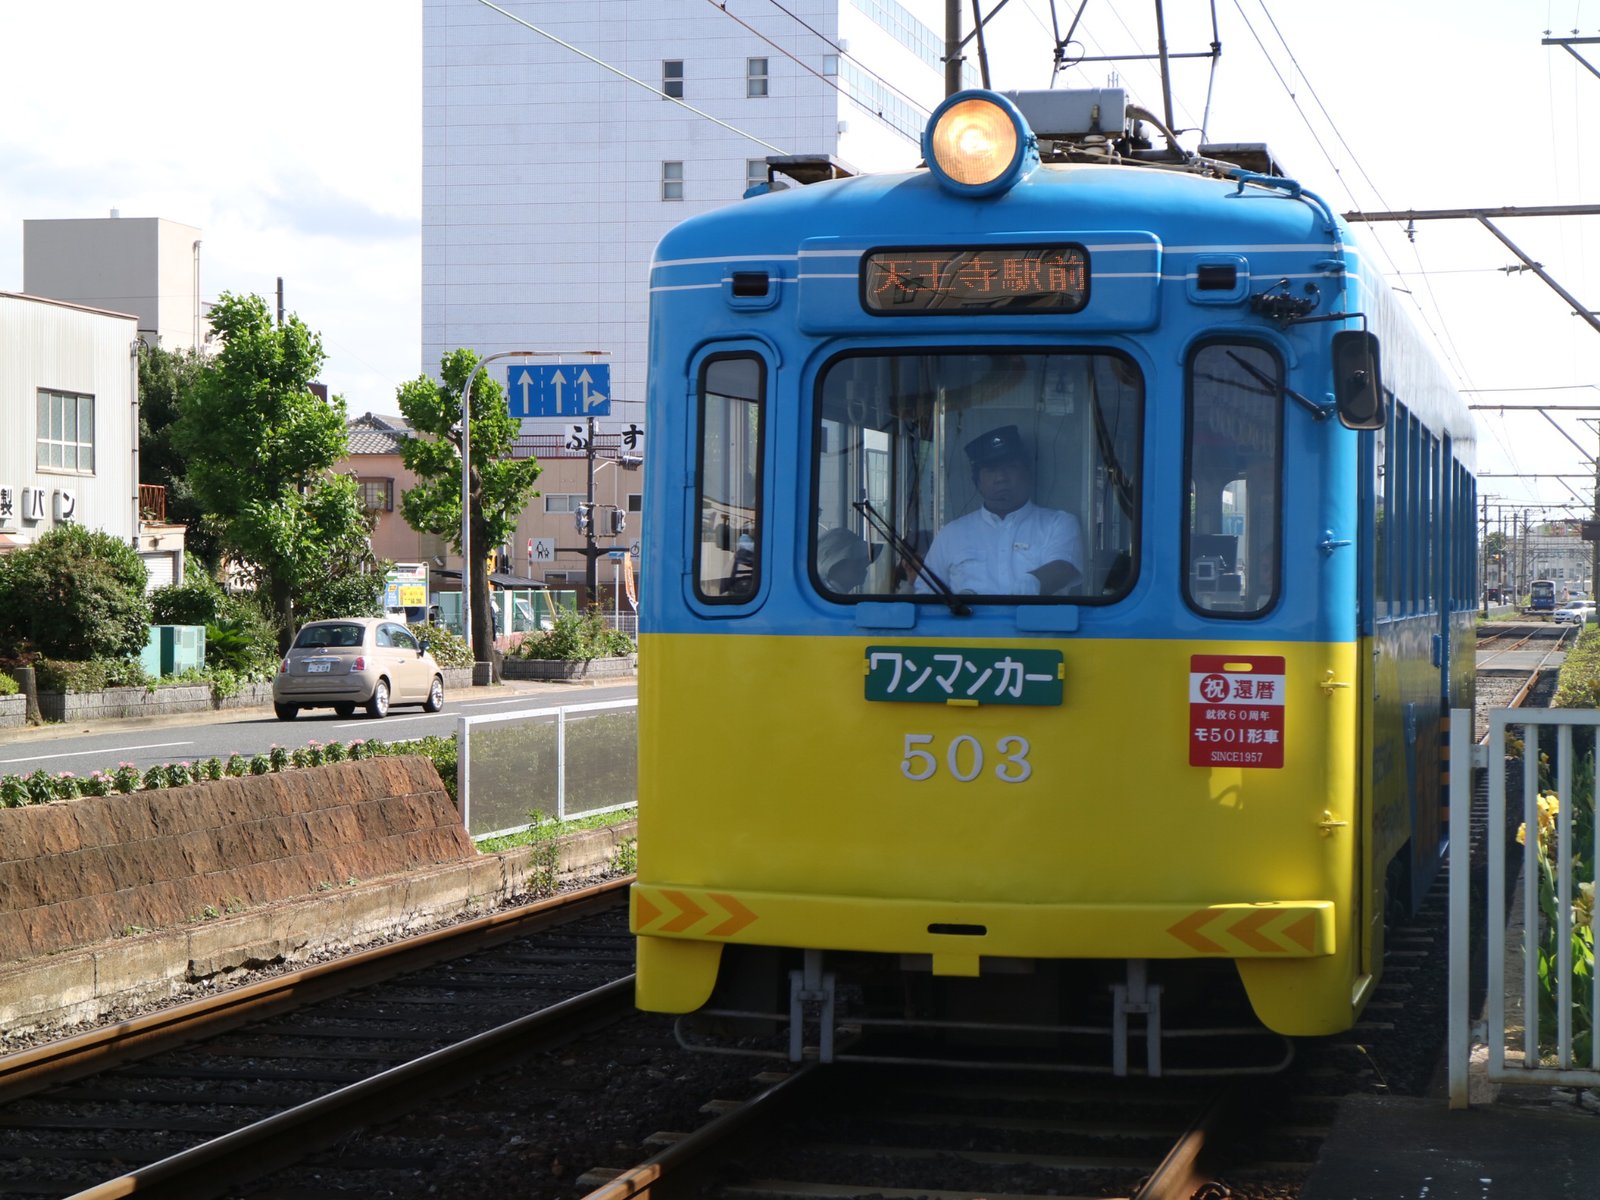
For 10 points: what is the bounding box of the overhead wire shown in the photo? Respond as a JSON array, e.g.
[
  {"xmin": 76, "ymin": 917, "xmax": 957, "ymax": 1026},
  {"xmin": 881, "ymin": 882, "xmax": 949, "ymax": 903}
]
[
  {"xmin": 1233, "ymin": 4, "xmax": 1496, "ymax": 417},
  {"xmin": 469, "ymin": 0, "xmax": 790, "ymax": 152},
  {"xmin": 737, "ymin": 0, "xmax": 927, "ymax": 145}
]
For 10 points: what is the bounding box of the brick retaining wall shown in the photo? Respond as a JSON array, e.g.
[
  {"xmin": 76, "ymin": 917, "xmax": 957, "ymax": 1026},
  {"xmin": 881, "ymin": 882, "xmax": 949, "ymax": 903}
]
[
  {"xmin": 0, "ymin": 756, "xmax": 473, "ymax": 965},
  {"xmin": 0, "ymin": 694, "xmax": 24, "ymax": 729}
]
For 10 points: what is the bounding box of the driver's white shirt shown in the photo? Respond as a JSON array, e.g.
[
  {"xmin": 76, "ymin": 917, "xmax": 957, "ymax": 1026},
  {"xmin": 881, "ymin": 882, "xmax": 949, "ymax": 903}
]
[{"xmin": 916, "ymin": 501, "xmax": 1084, "ymax": 596}]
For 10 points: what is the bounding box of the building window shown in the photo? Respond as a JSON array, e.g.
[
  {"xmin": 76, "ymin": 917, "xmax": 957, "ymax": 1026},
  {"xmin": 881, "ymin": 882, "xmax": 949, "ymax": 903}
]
[
  {"xmin": 545, "ymin": 493, "xmax": 585, "ymax": 513},
  {"xmin": 747, "ymin": 57, "xmax": 769, "ymax": 97},
  {"xmin": 627, "ymin": 492, "xmax": 643, "ymax": 514},
  {"xmin": 746, "ymin": 158, "xmax": 767, "ymax": 191},
  {"xmin": 822, "ymin": 53, "xmax": 839, "ymax": 76},
  {"xmin": 662, "ymin": 59, "xmax": 683, "ymax": 99},
  {"xmin": 663, "ymin": 160, "xmax": 684, "ymax": 201},
  {"xmin": 357, "ymin": 478, "xmax": 394, "ymax": 512},
  {"xmin": 37, "ymin": 390, "xmax": 95, "ymax": 472}
]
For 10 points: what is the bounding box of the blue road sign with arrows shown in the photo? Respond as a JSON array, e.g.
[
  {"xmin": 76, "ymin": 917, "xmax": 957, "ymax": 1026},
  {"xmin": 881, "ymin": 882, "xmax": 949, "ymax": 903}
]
[{"xmin": 506, "ymin": 363, "xmax": 611, "ymax": 418}]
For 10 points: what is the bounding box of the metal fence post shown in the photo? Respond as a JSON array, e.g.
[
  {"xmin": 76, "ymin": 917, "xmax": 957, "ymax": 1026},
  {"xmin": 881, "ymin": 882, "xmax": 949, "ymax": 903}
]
[
  {"xmin": 556, "ymin": 705, "xmax": 567, "ymax": 821},
  {"xmin": 457, "ymin": 712, "xmax": 470, "ymax": 834},
  {"xmin": 1448, "ymin": 707, "xmax": 1471, "ymax": 1108}
]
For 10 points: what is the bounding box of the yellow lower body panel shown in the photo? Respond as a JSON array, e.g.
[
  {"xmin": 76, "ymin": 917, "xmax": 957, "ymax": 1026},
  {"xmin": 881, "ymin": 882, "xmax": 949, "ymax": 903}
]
[{"xmin": 633, "ymin": 884, "xmax": 1350, "ymax": 1034}]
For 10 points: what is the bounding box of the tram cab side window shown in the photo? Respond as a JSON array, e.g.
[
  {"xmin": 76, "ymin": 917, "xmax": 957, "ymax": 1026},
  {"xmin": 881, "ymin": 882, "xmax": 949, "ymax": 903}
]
[
  {"xmin": 1184, "ymin": 343, "xmax": 1282, "ymax": 617},
  {"xmin": 812, "ymin": 351, "xmax": 1143, "ymax": 602},
  {"xmin": 695, "ymin": 355, "xmax": 765, "ymax": 603}
]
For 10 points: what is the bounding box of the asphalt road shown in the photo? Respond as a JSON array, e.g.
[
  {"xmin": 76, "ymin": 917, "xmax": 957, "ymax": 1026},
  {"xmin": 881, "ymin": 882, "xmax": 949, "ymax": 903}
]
[{"xmin": 0, "ymin": 680, "xmax": 637, "ymax": 779}]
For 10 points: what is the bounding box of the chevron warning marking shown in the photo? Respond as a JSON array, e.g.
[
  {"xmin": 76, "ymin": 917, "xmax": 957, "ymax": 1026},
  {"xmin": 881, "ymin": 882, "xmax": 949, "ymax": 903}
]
[
  {"xmin": 1282, "ymin": 913, "xmax": 1318, "ymax": 952},
  {"xmin": 707, "ymin": 893, "xmax": 757, "ymax": 937},
  {"xmin": 1231, "ymin": 909, "xmax": 1279, "ymax": 952},
  {"xmin": 1167, "ymin": 909, "xmax": 1227, "ymax": 953},
  {"xmin": 633, "ymin": 892, "xmax": 663, "ymax": 930},
  {"xmin": 659, "ymin": 890, "xmax": 708, "ymax": 933}
]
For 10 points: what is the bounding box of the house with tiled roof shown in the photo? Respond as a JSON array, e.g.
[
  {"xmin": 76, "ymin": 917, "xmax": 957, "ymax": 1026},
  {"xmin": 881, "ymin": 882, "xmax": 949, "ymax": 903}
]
[{"xmin": 336, "ymin": 415, "xmax": 645, "ymax": 611}]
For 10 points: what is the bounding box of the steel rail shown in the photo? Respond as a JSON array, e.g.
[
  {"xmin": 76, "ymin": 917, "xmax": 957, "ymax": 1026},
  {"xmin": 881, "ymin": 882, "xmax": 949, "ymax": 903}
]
[
  {"xmin": 62, "ymin": 976, "xmax": 636, "ymax": 1200},
  {"xmin": 1129, "ymin": 1088, "xmax": 1238, "ymax": 1200},
  {"xmin": 578, "ymin": 1064, "xmax": 825, "ymax": 1200},
  {"xmin": 0, "ymin": 875, "xmax": 629, "ymax": 1103}
]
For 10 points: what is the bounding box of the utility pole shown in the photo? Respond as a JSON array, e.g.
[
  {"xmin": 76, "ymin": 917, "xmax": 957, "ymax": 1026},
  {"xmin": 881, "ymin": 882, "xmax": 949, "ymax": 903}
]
[
  {"xmin": 1481, "ymin": 492, "xmax": 1489, "ymax": 616},
  {"xmin": 944, "ymin": 0, "xmax": 962, "ymax": 98},
  {"xmin": 584, "ymin": 416, "xmax": 599, "ymax": 601}
]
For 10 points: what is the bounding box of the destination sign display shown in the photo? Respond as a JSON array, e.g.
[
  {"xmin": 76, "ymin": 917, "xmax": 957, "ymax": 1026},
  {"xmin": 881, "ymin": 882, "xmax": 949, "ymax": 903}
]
[{"xmin": 862, "ymin": 245, "xmax": 1089, "ymax": 315}]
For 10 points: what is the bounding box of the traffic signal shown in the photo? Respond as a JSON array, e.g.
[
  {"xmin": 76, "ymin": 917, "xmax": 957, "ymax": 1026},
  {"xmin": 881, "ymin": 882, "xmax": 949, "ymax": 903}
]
[
  {"xmin": 575, "ymin": 503, "xmax": 593, "ymax": 535},
  {"xmin": 609, "ymin": 508, "xmax": 627, "ymax": 535}
]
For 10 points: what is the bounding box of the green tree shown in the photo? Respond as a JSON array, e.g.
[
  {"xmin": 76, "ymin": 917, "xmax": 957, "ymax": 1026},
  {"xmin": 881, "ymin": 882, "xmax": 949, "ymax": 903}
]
[
  {"xmin": 0, "ymin": 525, "xmax": 151, "ymax": 660},
  {"xmin": 395, "ymin": 349, "xmax": 543, "ymax": 667},
  {"xmin": 171, "ymin": 292, "xmax": 382, "ymax": 647},
  {"xmin": 137, "ymin": 342, "xmax": 219, "ymax": 567}
]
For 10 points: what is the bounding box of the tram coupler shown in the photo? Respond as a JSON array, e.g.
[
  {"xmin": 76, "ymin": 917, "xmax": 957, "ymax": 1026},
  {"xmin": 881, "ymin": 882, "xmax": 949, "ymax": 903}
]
[
  {"xmin": 788, "ymin": 949, "xmax": 837, "ymax": 1063},
  {"xmin": 1110, "ymin": 958, "xmax": 1163, "ymax": 1077}
]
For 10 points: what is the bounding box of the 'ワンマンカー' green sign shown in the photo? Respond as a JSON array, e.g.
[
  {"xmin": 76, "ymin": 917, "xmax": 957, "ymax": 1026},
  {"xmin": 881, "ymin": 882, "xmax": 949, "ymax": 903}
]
[{"xmin": 864, "ymin": 646, "xmax": 1063, "ymax": 706}]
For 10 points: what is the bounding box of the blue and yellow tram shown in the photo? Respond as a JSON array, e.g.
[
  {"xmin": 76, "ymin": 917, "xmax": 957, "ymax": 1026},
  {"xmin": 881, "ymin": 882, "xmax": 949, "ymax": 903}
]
[{"xmin": 632, "ymin": 90, "xmax": 1475, "ymax": 1071}]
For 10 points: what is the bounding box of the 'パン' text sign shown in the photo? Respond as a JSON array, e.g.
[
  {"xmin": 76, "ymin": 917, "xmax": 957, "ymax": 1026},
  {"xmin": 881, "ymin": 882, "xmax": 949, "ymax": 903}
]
[
  {"xmin": 1189, "ymin": 654, "xmax": 1285, "ymax": 768},
  {"xmin": 866, "ymin": 646, "xmax": 1063, "ymax": 706}
]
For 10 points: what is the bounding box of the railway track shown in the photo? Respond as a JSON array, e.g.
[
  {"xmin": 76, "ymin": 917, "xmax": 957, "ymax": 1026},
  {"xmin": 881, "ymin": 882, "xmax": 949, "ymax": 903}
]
[
  {"xmin": 577, "ymin": 1066, "xmax": 1326, "ymax": 1199},
  {"xmin": 0, "ymin": 878, "xmax": 634, "ymax": 1199}
]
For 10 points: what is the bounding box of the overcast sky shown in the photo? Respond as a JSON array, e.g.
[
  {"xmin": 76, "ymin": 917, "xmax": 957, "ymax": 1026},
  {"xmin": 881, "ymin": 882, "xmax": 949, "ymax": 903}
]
[{"xmin": 3, "ymin": 0, "xmax": 1595, "ymax": 514}]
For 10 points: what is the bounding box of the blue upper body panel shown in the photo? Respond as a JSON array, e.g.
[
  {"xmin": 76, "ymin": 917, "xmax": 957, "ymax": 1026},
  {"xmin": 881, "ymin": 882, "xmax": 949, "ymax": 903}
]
[{"xmin": 643, "ymin": 162, "xmax": 1472, "ymax": 644}]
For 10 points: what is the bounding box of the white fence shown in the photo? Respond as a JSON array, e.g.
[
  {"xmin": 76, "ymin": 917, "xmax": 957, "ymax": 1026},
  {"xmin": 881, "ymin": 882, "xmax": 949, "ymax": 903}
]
[
  {"xmin": 1449, "ymin": 706, "xmax": 1600, "ymax": 1107},
  {"xmin": 457, "ymin": 698, "xmax": 637, "ymax": 840}
]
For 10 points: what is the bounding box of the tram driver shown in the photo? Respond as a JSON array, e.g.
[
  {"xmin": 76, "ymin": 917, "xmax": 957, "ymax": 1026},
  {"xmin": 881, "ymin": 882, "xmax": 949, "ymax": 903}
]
[{"xmin": 916, "ymin": 424, "xmax": 1085, "ymax": 597}]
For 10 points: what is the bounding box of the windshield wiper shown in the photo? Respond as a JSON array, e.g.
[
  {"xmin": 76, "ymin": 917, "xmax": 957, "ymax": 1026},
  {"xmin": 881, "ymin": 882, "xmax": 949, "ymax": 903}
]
[
  {"xmin": 1225, "ymin": 350, "xmax": 1328, "ymax": 420},
  {"xmin": 852, "ymin": 497, "xmax": 970, "ymax": 616}
]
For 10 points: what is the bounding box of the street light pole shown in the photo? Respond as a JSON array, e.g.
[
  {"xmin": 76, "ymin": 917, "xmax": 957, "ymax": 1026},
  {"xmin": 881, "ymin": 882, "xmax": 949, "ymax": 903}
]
[{"xmin": 457, "ymin": 349, "xmax": 542, "ymax": 672}]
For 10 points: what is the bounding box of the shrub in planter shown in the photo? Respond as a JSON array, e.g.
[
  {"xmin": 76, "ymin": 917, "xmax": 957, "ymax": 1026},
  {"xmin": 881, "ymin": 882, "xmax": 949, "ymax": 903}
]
[
  {"xmin": 0, "ymin": 672, "xmax": 17, "ymax": 697},
  {"xmin": 34, "ymin": 657, "xmax": 152, "ymax": 694},
  {"xmin": 514, "ymin": 608, "xmax": 634, "ymax": 662}
]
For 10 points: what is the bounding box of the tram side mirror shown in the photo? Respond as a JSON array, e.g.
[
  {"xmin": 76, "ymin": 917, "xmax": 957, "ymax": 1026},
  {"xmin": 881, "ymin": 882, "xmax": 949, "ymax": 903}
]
[{"xmin": 1331, "ymin": 331, "xmax": 1386, "ymax": 430}]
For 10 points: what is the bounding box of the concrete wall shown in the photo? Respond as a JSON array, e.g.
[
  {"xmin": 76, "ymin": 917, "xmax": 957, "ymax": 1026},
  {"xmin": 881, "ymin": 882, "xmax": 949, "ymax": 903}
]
[{"xmin": 23, "ymin": 216, "xmax": 205, "ymax": 351}]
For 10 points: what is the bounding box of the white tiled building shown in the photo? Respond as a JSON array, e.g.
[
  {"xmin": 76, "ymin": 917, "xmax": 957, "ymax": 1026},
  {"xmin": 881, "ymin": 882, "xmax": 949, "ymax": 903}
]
[
  {"xmin": 0, "ymin": 293, "xmax": 140, "ymax": 557},
  {"xmin": 422, "ymin": 0, "xmax": 953, "ymax": 434}
]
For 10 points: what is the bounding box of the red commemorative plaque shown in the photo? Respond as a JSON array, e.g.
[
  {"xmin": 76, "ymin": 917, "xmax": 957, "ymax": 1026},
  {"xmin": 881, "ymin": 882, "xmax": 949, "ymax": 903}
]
[{"xmin": 1188, "ymin": 654, "xmax": 1285, "ymax": 769}]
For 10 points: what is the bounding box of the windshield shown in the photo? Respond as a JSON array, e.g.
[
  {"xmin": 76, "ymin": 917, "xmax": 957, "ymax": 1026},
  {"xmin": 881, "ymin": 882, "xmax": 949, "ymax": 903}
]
[
  {"xmin": 293, "ymin": 623, "xmax": 366, "ymax": 650},
  {"xmin": 812, "ymin": 350, "xmax": 1142, "ymax": 602}
]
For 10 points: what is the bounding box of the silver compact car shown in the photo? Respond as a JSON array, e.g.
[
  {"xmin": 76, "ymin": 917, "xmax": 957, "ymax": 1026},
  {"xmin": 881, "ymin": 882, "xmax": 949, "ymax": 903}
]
[
  {"xmin": 1553, "ymin": 601, "xmax": 1595, "ymax": 626},
  {"xmin": 272, "ymin": 617, "xmax": 444, "ymax": 720}
]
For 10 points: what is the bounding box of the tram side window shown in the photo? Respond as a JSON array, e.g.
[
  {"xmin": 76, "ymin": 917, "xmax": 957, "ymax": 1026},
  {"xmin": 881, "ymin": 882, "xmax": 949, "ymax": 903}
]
[
  {"xmin": 1374, "ymin": 407, "xmax": 1391, "ymax": 619},
  {"xmin": 1184, "ymin": 343, "xmax": 1282, "ymax": 617},
  {"xmin": 1433, "ymin": 435, "xmax": 1446, "ymax": 611},
  {"xmin": 695, "ymin": 355, "xmax": 765, "ymax": 603}
]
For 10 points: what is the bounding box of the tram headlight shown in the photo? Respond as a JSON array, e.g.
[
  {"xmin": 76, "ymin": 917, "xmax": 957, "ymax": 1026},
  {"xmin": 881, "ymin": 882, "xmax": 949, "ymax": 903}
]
[{"xmin": 923, "ymin": 90, "xmax": 1037, "ymax": 197}]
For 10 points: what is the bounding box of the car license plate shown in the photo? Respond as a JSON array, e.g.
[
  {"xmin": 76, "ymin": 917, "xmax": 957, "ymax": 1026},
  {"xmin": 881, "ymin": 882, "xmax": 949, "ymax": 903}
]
[{"xmin": 307, "ymin": 661, "xmax": 333, "ymax": 673}]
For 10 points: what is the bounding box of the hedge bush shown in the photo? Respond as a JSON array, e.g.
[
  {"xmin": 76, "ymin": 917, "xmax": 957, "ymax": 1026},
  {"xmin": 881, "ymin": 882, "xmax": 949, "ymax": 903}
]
[
  {"xmin": 0, "ymin": 525, "xmax": 150, "ymax": 661},
  {"xmin": 410, "ymin": 623, "xmax": 472, "ymax": 669},
  {"xmin": 0, "ymin": 673, "xmax": 18, "ymax": 697},
  {"xmin": 1555, "ymin": 626, "xmax": 1600, "ymax": 709}
]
